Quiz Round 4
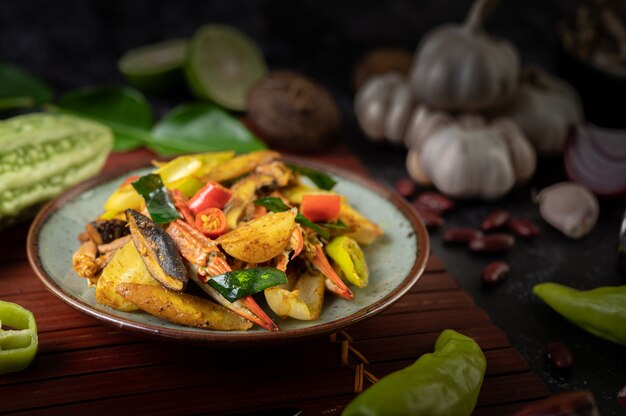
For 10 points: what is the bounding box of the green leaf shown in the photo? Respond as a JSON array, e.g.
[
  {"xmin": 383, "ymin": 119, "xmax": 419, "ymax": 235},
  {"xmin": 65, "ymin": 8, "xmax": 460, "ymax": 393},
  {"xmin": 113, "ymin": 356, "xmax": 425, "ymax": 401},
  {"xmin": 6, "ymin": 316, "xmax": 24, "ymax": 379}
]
[
  {"xmin": 207, "ymin": 267, "xmax": 287, "ymax": 302},
  {"xmin": 0, "ymin": 63, "xmax": 53, "ymax": 110},
  {"xmin": 253, "ymin": 196, "xmax": 330, "ymax": 239},
  {"xmin": 131, "ymin": 173, "xmax": 180, "ymax": 224},
  {"xmin": 57, "ymin": 86, "xmax": 153, "ymax": 151},
  {"xmin": 288, "ymin": 164, "xmax": 337, "ymax": 190},
  {"xmin": 319, "ymin": 219, "xmax": 348, "ymax": 231},
  {"xmin": 150, "ymin": 102, "xmax": 266, "ymax": 156}
]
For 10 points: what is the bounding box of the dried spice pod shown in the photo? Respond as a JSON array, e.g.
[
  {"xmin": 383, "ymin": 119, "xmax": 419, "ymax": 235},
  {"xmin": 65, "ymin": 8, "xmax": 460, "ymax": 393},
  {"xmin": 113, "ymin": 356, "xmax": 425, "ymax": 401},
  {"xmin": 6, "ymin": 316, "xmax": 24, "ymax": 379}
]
[
  {"xmin": 482, "ymin": 261, "xmax": 509, "ymax": 286},
  {"xmin": 481, "ymin": 210, "xmax": 511, "ymax": 230},
  {"xmin": 352, "ymin": 48, "xmax": 413, "ymax": 90},
  {"xmin": 442, "ymin": 228, "xmax": 482, "ymax": 244},
  {"xmin": 546, "ymin": 341, "xmax": 573, "ymax": 369},
  {"xmin": 469, "ymin": 234, "xmax": 515, "ymax": 253},
  {"xmin": 246, "ymin": 70, "xmax": 341, "ymax": 151},
  {"xmin": 507, "ymin": 217, "xmax": 540, "ymax": 239}
]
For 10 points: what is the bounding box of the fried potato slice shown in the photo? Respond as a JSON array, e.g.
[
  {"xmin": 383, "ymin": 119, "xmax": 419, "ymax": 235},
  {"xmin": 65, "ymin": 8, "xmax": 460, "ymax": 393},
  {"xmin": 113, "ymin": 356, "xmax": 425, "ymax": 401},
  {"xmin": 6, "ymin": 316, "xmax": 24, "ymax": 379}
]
[
  {"xmin": 116, "ymin": 283, "xmax": 253, "ymax": 331},
  {"xmin": 96, "ymin": 241, "xmax": 160, "ymax": 312},
  {"xmin": 217, "ymin": 210, "xmax": 296, "ymax": 263}
]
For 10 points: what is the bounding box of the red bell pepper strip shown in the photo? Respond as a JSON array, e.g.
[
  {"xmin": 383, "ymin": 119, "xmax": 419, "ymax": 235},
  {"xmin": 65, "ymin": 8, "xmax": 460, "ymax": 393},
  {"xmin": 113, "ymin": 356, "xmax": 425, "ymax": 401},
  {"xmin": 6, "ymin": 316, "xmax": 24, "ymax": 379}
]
[
  {"xmin": 300, "ymin": 194, "xmax": 341, "ymax": 223},
  {"xmin": 188, "ymin": 181, "xmax": 232, "ymax": 215}
]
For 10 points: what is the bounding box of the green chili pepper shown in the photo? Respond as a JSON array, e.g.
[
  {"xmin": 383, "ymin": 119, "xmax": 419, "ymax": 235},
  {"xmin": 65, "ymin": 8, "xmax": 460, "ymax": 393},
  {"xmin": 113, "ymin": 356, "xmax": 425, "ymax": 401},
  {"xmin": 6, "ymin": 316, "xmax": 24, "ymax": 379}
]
[
  {"xmin": 343, "ymin": 329, "xmax": 486, "ymax": 416},
  {"xmin": 0, "ymin": 301, "xmax": 38, "ymax": 374},
  {"xmin": 325, "ymin": 236, "xmax": 369, "ymax": 288},
  {"xmin": 533, "ymin": 283, "xmax": 626, "ymax": 346}
]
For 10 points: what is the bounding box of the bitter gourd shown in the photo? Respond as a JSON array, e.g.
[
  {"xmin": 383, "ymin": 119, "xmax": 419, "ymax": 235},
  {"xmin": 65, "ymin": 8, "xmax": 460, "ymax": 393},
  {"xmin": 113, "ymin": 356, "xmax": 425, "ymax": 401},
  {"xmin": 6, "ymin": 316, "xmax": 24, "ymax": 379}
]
[{"xmin": 0, "ymin": 113, "xmax": 113, "ymax": 229}]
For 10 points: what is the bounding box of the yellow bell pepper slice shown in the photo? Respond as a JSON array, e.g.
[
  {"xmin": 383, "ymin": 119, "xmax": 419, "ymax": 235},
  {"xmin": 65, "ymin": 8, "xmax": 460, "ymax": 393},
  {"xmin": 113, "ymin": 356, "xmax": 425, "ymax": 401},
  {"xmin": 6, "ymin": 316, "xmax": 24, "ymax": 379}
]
[
  {"xmin": 167, "ymin": 176, "xmax": 204, "ymax": 198},
  {"xmin": 325, "ymin": 236, "xmax": 369, "ymax": 288}
]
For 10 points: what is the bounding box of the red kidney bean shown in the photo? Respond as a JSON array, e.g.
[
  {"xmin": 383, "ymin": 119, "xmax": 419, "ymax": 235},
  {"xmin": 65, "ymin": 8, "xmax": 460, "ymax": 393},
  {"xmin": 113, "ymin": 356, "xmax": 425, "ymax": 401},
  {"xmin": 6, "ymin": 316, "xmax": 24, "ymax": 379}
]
[
  {"xmin": 442, "ymin": 228, "xmax": 482, "ymax": 244},
  {"xmin": 414, "ymin": 192, "xmax": 454, "ymax": 213},
  {"xmin": 482, "ymin": 261, "xmax": 510, "ymax": 285},
  {"xmin": 507, "ymin": 217, "xmax": 540, "ymax": 238},
  {"xmin": 469, "ymin": 233, "xmax": 515, "ymax": 253},
  {"xmin": 481, "ymin": 210, "xmax": 511, "ymax": 231},
  {"xmin": 546, "ymin": 342, "xmax": 573, "ymax": 369},
  {"xmin": 412, "ymin": 202, "xmax": 444, "ymax": 228},
  {"xmin": 394, "ymin": 177, "xmax": 415, "ymax": 198},
  {"xmin": 618, "ymin": 384, "xmax": 626, "ymax": 412}
]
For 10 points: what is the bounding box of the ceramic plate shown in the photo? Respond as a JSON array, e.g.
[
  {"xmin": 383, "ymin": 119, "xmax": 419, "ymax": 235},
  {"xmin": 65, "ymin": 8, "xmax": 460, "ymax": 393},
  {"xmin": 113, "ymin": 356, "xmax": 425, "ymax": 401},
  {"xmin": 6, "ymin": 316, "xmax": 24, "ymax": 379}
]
[{"xmin": 27, "ymin": 158, "xmax": 429, "ymax": 344}]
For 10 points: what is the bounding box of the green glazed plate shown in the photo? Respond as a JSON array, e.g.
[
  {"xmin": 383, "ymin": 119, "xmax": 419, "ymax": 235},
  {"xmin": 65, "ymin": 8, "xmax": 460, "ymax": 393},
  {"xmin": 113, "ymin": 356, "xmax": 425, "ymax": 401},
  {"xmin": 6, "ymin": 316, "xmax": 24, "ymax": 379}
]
[{"xmin": 27, "ymin": 158, "xmax": 429, "ymax": 345}]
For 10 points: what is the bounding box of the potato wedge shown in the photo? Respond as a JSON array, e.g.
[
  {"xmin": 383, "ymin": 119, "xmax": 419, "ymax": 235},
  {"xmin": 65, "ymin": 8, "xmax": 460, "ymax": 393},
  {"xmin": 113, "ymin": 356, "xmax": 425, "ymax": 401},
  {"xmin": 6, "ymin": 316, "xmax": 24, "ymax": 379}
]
[
  {"xmin": 208, "ymin": 150, "xmax": 279, "ymax": 183},
  {"xmin": 116, "ymin": 283, "xmax": 253, "ymax": 331},
  {"xmin": 265, "ymin": 270, "xmax": 325, "ymax": 320},
  {"xmin": 339, "ymin": 202, "xmax": 383, "ymax": 245},
  {"xmin": 96, "ymin": 241, "xmax": 160, "ymax": 311},
  {"xmin": 217, "ymin": 210, "xmax": 296, "ymax": 263}
]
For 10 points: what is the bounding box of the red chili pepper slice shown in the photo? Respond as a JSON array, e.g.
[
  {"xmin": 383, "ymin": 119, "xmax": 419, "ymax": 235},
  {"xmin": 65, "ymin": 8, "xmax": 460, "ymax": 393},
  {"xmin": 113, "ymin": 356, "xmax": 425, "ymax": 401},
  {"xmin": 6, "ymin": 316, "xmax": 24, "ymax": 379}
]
[
  {"xmin": 188, "ymin": 181, "xmax": 232, "ymax": 215},
  {"xmin": 300, "ymin": 194, "xmax": 341, "ymax": 223},
  {"xmin": 195, "ymin": 208, "xmax": 228, "ymax": 238}
]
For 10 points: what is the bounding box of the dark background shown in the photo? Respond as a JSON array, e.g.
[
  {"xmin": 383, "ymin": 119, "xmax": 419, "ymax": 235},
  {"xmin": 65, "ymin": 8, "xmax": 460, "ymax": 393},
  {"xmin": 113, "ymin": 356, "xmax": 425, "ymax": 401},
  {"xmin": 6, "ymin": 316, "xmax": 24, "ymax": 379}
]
[{"xmin": 1, "ymin": 1, "xmax": 625, "ymax": 414}]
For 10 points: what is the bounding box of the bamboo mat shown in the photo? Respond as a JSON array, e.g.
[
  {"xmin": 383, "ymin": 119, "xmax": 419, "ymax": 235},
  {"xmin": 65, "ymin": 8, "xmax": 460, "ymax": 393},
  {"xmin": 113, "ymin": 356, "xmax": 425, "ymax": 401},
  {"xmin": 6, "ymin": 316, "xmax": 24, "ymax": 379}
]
[{"xmin": 0, "ymin": 148, "xmax": 549, "ymax": 415}]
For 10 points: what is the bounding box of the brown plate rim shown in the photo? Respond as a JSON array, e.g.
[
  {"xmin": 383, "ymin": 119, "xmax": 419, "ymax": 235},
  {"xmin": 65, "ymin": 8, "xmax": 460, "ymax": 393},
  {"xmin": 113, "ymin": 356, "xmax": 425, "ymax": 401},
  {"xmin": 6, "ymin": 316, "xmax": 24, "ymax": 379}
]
[{"xmin": 27, "ymin": 156, "xmax": 429, "ymax": 345}]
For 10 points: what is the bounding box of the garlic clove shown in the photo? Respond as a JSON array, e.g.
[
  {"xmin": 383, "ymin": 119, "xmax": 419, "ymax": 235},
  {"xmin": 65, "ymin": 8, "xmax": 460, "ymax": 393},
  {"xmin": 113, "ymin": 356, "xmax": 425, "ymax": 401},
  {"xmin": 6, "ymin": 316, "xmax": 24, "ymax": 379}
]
[
  {"xmin": 384, "ymin": 80, "xmax": 416, "ymax": 145},
  {"xmin": 406, "ymin": 147, "xmax": 432, "ymax": 185},
  {"xmin": 536, "ymin": 182, "xmax": 599, "ymax": 239},
  {"xmin": 354, "ymin": 72, "xmax": 404, "ymax": 140}
]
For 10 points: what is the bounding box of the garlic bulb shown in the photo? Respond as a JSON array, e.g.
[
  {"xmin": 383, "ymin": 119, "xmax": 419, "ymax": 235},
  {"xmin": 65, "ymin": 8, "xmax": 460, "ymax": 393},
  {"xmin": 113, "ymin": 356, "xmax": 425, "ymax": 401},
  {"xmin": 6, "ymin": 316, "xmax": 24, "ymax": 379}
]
[
  {"xmin": 417, "ymin": 116, "xmax": 536, "ymax": 199},
  {"xmin": 354, "ymin": 73, "xmax": 452, "ymax": 148},
  {"xmin": 536, "ymin": 182, "xmax": 599, "ymax": 238},
  {"xmin": 409, "ymin": 0, "xmax": 520, "ymax": 111},
  {"xmin": 493, "ymin": 66, "xmax": 583, "ymax": 155}
]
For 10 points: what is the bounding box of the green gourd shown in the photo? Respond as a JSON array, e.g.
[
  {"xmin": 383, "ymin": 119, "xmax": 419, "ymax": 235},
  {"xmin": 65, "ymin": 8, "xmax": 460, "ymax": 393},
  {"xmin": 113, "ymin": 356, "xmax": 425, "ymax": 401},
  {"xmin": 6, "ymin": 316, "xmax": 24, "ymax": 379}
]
[{"xmin": 0, "ymin": 113, "xmax": 112, "ymax": 229}]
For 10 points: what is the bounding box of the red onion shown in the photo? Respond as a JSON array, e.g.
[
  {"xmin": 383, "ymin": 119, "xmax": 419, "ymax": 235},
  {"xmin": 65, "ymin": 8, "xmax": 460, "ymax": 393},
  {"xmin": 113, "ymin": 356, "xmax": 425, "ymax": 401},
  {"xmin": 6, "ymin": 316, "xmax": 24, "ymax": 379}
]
[{"xmin": 565, "ymin": 124, "xmax": 626, "ymax": 197}]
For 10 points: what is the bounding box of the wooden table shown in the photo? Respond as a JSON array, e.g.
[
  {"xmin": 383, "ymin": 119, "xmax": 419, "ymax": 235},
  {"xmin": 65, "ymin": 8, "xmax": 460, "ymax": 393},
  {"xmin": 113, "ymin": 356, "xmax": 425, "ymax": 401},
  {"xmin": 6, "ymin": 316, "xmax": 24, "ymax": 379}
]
[{"xmin": 0, "ymin": 149, "xmax": 549, "ymax": 415}]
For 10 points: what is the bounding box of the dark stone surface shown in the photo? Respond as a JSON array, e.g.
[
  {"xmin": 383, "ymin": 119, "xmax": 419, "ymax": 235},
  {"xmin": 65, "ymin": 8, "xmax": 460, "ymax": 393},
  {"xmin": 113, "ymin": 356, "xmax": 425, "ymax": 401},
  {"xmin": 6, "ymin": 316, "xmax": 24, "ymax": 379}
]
[{"xmin": 1, "ymin": 1, "xmax": 624, "ymax": 414}]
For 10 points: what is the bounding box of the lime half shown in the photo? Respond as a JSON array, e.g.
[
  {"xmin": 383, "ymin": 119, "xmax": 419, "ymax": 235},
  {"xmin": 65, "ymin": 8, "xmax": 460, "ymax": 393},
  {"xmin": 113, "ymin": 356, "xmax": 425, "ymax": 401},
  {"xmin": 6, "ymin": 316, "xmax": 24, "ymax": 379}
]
[
  {"xmin": 118, "ymin": 38, "xmax": 189, "ymax": 93},
  {"xmin": 186, "ymin": 25, "xmax": 267, "ymax": 111}
]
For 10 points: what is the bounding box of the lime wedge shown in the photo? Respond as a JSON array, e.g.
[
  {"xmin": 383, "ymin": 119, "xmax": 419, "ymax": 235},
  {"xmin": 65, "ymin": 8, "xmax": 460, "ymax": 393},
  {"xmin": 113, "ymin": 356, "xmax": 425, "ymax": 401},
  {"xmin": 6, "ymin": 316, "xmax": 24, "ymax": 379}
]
[
  {"xmin": 185, "ymin": 25, "xmax": 267, "ymax": 111},
  {"xmin": 118, "ymin": 38, "xmax": 189, "ymax": 93}
]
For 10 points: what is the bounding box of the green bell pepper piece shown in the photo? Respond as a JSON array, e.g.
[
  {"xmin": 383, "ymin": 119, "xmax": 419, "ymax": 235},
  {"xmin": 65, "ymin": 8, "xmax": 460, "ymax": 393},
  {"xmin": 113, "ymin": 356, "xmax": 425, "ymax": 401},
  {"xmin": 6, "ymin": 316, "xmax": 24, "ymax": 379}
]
[
  {"xmin": 533, "ymin": 282, "xmax": 626, "ymax": 346},
  {"xmin": 343, "ymin": 329, "xmax": 486, "ymax": 416},
  {"xmin": 325, "ymin": 236, "xmax": 369, "ymax": 288},
  {"xmin": 0, "ymin": 301, "xmax": 38, "ymax": 374}
]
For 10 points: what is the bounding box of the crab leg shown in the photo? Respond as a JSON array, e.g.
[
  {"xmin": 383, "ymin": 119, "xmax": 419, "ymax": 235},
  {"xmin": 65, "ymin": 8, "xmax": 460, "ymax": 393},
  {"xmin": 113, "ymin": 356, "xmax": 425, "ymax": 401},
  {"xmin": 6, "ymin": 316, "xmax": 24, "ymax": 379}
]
[
  {"xmin": 304, "ymin": 241, "xmax": 354, "ymax": 300},
  {"xmin": 197, "ymin": 256, "xmax": 278, "ymax": 331},
  {"xmin": 166, "ymin": 220, "xmax": 278, "ymax": 331}
]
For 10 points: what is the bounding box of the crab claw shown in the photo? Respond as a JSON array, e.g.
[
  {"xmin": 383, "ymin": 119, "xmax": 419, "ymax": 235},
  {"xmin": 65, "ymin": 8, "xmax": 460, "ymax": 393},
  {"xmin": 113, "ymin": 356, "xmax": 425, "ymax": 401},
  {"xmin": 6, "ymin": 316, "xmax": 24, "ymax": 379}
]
[
  {"xmin": 199, "ymin": 256, "xmax": 278, "ymax": 331},
  {"xmin": 307, "ymin": 244, "xmax": 354, "ymax": 300},
  {"xmin": 274, "ymin": 225, "xmax": 305, "ymax": 272}
]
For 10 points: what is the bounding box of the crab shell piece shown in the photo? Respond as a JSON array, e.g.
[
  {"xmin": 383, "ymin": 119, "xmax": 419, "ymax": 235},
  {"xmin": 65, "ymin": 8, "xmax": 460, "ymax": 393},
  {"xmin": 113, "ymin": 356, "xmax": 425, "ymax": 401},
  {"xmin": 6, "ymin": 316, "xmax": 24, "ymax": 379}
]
[{"xmin": 125, "ymin": 209, "xmax": 188, "ymax": 292}]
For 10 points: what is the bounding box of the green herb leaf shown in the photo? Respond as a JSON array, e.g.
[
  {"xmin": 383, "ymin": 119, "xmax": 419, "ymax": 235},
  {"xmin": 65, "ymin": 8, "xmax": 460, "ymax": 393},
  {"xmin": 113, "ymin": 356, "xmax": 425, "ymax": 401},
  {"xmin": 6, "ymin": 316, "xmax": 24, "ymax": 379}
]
[
  {"xmin": 131, "ymin": 174, "xmax": 180, "ymax": 224},
  {"xmin": 57, "ymin": 86, "xmax": 154, "ymax": 151},
  {"xmin": 253, "ymin": 196, "xmax": 330, "ymax": 239},
  {"xmin": 207, "ymin": 267, "xmax": 287, "ymax": 302},
  {"xmin": 253, "ymin": 196, "xmax": 290, "ymax": 212},
  {"xmin": 0, "ymin": 63, "xmax": 53, "ymax": 110},
  {"xmin": 319, "ymin": 219, "xmax": 348, "ymax": 230},
  {"xmin": 150, "ymin": 102, "xmax": 266, "ymax": 156},
  {"xmin": 288, "ymin": 164, "xmax": 337, "ymax": 190}
]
